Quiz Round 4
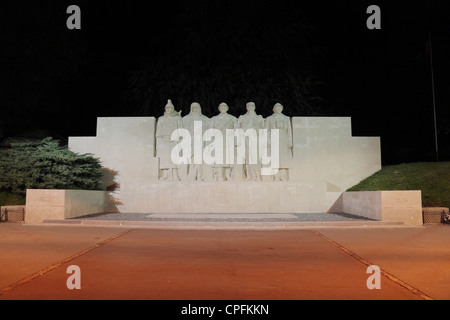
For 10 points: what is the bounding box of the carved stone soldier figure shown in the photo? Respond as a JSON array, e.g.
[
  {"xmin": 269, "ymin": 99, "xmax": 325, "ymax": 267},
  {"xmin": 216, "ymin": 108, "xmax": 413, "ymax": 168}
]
[
  {"xmin": 264, "ymin": 103, "xmax": 293, "ymax": 181},
  {"xmin": 155, "ymin": 99, "xmax": 183, "ymax": 180},
  {"xmin": 182, "ymin": 102, "xmax": 211, "ymax": 181},
  {"xmin": 211, "ymin": 103, "xmax": 238, "ymax": 181},
  {"xmin": 237, "ymin": 102, "xmax": 265, "ymax": 181}
]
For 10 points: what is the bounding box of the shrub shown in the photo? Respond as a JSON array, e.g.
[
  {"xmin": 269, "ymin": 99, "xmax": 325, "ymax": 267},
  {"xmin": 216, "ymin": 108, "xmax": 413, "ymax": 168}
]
[{"xmin": 0, "ymin": 137, "xmax": 103, "ymax": 194}]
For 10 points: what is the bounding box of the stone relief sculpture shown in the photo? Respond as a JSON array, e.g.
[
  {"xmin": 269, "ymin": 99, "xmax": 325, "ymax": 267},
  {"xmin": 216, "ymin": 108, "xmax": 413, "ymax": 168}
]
[
  {"xmin": 210, "ymin": 103, "xmax": 238, "ymax": 181},
  {"xmin": 155, "ymin": 100, "xmax": 294, "ymax": 182},
  {"xmin": 155, "ymin": 100, "xmax": 183, "ymax": 181},
  {"xmin": 68, "ymin": 98, "xmax": 383, "ymax": 215},
  {"xmin": 264, "ymin": 103, "xmax": 293, "ymax": 181},
  {"xmin": 237, "ymin": 102, "xmax": 265, "ymax": 181},
  {"xmin": 182, "ymin": 102, "xmax": 211, "ymax": 181}
]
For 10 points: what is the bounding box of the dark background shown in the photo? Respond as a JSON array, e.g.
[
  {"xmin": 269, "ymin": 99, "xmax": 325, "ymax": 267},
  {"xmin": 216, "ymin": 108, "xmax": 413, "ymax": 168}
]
[{"xmin": 1, "ymin": 0, "xmax": 449, "ymax": 165}]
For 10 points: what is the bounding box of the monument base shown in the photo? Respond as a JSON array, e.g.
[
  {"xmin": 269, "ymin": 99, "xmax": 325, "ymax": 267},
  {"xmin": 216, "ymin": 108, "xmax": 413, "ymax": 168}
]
[
  {"xmin": 115, "ymin": 181, "xmax": 341, "ymax": 214},
  {"xmin": 23, "ymin": 189, "xmax": 423, "ymax": 225}
]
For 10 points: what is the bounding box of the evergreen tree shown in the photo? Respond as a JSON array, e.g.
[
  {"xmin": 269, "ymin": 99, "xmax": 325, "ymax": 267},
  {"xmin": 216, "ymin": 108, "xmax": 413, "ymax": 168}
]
[{"xmin": 0, "ymin": 137, "xmax": 103, "ymax": 194}]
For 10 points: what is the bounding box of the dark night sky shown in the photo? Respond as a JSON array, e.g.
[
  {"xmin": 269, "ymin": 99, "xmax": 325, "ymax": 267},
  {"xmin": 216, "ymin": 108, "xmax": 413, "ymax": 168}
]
[{"xmin": 1, "ymin": 0, "xmax": 449, "ymax": 165}]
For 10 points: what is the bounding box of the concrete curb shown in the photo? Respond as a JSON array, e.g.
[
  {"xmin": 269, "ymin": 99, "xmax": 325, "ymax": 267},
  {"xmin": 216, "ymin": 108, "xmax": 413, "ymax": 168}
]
[{"xmin": 35, "ymin": 219, "xmax": 414, "ymax": 230}]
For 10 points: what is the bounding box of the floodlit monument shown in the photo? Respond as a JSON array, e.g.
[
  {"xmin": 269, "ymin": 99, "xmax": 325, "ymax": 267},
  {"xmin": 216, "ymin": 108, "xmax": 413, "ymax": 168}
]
[
  {"xmin": 68, "ymin": 100, "xmax": 382, "ymax": 214},
  {"xmin": 155, "ymin": 99, "xmax": 183, "ymax": 181},
  {"xmin": 237, "ymin": 102, "xmax": 265, "ymax": 181},
  {"xmin": 210, "ymin": 103, "xmax": 238, "ymax": 181},
  {"xmin": 264, "ymin": 103, "xmax": 293, "ymax": 181}
]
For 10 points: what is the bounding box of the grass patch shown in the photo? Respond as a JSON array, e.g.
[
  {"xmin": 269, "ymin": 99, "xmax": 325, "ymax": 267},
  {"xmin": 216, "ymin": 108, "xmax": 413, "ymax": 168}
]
[
  {"xmin": 0, "ymin": 191, "xmax": 26, "ymax": 207},
  {"xmin": 347, "ymin": 162, "xmax": 450, "ymax": 207}
]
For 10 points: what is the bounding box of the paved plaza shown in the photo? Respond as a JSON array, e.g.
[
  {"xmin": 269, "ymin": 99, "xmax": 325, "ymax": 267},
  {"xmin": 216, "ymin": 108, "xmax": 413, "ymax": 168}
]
[{"xmin": 0, "ymin": 215, "xmax": 449, "ymax": 303}]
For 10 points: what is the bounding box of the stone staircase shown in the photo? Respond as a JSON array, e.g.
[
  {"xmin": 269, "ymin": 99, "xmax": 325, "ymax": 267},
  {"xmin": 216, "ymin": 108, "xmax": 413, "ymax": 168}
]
[{"xmin": 40, "ymin": 213, "xmax": 407, "ymax": 230}]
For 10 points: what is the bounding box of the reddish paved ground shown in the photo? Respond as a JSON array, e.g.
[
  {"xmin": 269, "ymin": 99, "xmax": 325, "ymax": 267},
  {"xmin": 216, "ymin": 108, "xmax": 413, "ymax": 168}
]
[{"xmin": 2, "ymin": 223, "xmax": 448, "ymax": 302}]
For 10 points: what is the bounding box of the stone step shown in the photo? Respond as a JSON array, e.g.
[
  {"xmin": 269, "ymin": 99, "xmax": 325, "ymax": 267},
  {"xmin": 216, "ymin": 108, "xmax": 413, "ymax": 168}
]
[{"xmin": 39, "ymin": 217, "xmax": 407, "ymax": 230}]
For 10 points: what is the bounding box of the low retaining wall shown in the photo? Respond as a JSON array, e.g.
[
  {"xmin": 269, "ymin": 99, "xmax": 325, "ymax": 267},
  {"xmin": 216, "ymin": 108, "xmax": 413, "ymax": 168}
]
[
  {"xmin": 25, "ymin": 189, "xmax": 118, "ymax": 224},
  {"xmin": 117, "ymin": 181, "xmax": 339, "ymax": 213},
  {"xmin": 337, "ymin": 190, "xmax": 423, "ymax": 226},
  {"xmin": 24, "ymin": 189, "xmax": 424, "ymax": 226}
]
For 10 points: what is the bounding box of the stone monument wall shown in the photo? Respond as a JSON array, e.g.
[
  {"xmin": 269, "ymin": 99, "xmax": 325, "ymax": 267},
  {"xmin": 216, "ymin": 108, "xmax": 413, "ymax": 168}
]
[
  {"xmin": 290, "ymin": 117, "xmax": 381, "ymax": 191},
  {"xmin": 68, "ymin": 115, "xmax": 381, "ymax": 213}
]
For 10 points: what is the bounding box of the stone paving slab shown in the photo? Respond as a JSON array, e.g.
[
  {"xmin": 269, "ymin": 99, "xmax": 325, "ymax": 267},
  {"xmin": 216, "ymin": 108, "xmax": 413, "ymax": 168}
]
[
  {"xmin": 318, "ymin": 226, "xmax": 450, "ymax": 300},
  {"xmin": 0, "ymin": 227, "xmax": 422, "ymax": 300},
  {"xmin": 70, "ymin": 212, "xmax": 375, "ymax": 222},
  {"xmin": 0, "ymin": 224, "xmax": 125, "ymax": 289},
  {"xmin": 38, "ymin": 212, "xmax": 401, "ymax": 230},
  {"xmin": 146, "ymin": 213, "xmax": 299, "ymax": 220},
  {"xmin": 41, "ymin": 219, "xmax": 406, "ymax": 230},
  {"xmin": 1, "ymin": 223, "xmax": 446, "ymax": 303}
]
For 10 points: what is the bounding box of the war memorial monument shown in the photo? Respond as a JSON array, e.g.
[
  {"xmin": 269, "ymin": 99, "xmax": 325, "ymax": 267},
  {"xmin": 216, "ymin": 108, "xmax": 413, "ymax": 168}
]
[{"xmin": 24, "ymin": 99, "xmax": 423, "ymax": 226}]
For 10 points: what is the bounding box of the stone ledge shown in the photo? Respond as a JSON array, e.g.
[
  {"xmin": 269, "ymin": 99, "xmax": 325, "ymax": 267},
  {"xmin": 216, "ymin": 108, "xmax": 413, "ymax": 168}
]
[
  {"xmin": 338, "ymin": 191, "xmax": 423, "ymax": 226},
  {"xmin": 38, "ymin": 219, "xmax": 407, "ymax": 230},
  {"xmin": 25, "ymin": 189, "xmax": 117, "ymax": 224},
  {"xmin": 116, "ymin": 180, "xmax": 337, "ymax": 213}
]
